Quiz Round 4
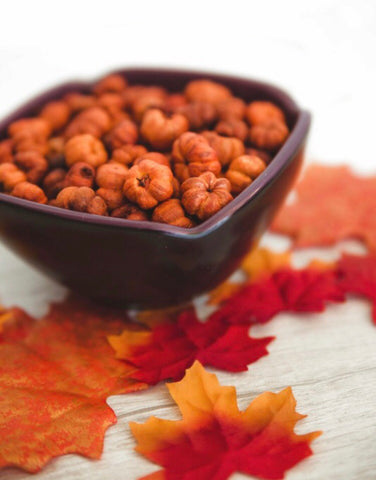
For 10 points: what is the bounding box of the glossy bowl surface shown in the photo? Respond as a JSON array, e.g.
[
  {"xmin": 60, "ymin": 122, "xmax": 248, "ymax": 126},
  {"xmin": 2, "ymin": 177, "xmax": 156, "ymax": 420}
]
[{"xmin": 0, "ymin": 68, "xmax": 310, "ymax": 308}]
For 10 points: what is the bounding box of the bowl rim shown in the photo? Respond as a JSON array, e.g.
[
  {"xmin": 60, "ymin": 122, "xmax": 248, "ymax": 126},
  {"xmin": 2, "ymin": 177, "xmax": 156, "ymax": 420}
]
[{"xmin": 0, "ymin": 67, "xmax": 310, "ymax": 238}]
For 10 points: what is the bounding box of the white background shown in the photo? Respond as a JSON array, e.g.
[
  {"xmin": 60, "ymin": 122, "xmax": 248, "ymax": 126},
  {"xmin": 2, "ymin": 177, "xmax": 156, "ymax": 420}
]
[
  {"xmin": 0, "ymin": 0, "xmax": 375, "ymax": 170},
  {"xmin": 1, "ymin": 1, "xmax": 376, "ymax": 479}
]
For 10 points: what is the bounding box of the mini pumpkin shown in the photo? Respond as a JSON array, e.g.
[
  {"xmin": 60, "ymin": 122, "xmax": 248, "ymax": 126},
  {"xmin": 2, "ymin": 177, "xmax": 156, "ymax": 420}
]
[
  {"xmin": 93, "ymin": 74, "xmax": 128, "ymax": 96},
  {"xmin": 64, "ymin": 162, "xmax": 96, "ymax": 188},
  {"xmin": 111, "ymin": 202, "xmax": 148, "ymax": 221},
  {"xmin": 181, "ymin": 171, "xmax": 233, "ymax": 220},
  {"xmin": 216, "ymin": 97, "xmax": 246, "ymax": 120},
  {"xmin": 111, "ymin": 144, "xmax": 148, "ymax": 166},
  {"xmin": 171, "ymin": 132, "xmax": 221, "ymax": 182},
  {"xmin": 40, "ymin": 100, "xmax": 71, "ymax": 132},
  {"xmin": 134, "ymin": 152, "xmax": 170, "ymax": 167},
  {"xmin": 0, "ymin": 139, "xmax": 14, "ymax": 164},
  {"xmin": 177, "ymin": 102, "xmax": 217, "ymax": 130},
  {"xmin": 184, "ymin": 80, "xmax": 231, "ymax": 105},
  {"xmin": 96, "ymin": 161, "xmax": 128, "ymax": 189},
  {"xmin": 65, "ymin": 107, "xmax": 111, "ymax": 139},
  {"xmin": 13, "ymin": 151, "xmax": 48, "ymax": 184},
  {"xmin": 0, "ymin": 163, "xmax": 27, "ymax": 191},
  {"xmin": 123, "ymin": 159, "xmax": 174, "ymax": 209},
  {"xmin": 215, "ymin": 118, "xmax": 248, "ymax": 141},
  {"xmin": 96, "ymin": 188, "xmax": 125, "ymax": 210},
  {"xmin": 246, "ymin": 101, "xmax": 285, "ymax": 126},
  {"xmin": 64, "ymin": 134, "xmax": 108, "ymax": 168},
  {"xmin": 201, "ymin": 131, "xmax": 244, "ymax": 167},
  {"xmin": 140, "ymin": 109, "xmax": 188, "ymax": 151},
  {"xmin": 10, "ymin": 181, "xmax": 47, "ymax": 204},
  {"xmin": 226, "ymin": 155, "xmax": 266, "ymax": 194},
  {"xmin": 46, "ymin": 137, "xmax": 66, "ymax": 168},
  {"xmin": 42, "ymin": 168, "xmax": 66, "ymax": 198},
  {"xmin": 249, "ymin": 119, "xmax": 289, "ymax": 151},
  {"xmin": 55, "ymin": 186, "xmax": 107, "ymax": 215},
  {"xmin": 152, "ymin": 198, "xmax": 195, "ymax": 228},
  {"xmin": 105, "ymin": 119, "xmax": 138, "ymax": 149}
]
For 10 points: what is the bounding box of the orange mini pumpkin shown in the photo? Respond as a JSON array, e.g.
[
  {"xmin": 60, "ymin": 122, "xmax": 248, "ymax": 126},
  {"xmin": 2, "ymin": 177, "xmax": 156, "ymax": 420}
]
[
  {"xmin": 64, "ymin": 134, "xmax": 108, "ymax": 168},
  {"xmin": 13, "ymin": 151, "xmax": 48, "ymax": 184},
  {"xmin": 64, "ymin": 162, "xmax": 95, "ymax": 189},
  {"xmin": 152, "ymin": 198, "xmax": 195, "ymax": 228},
  {"xmin": 123, "ymin": 159, "xmax": 174, "ymax": 209},
  {"xmin": 93, "ymin": 74, "xmax": 128, "ymax": 96},
  {"xmin": 216, "ymin": 97, "xmax": 246, "ymax": 120},
  {"xmin": 0, "ymin": 163, "xmax": 27, "ymax": 191},
  {"xmin": 40, "ymin": 100, "xmax": 71, "ymax": 132},
  {"xmin": 111, "ymin": 202, "xmax": 148, "ymax": 221},
  {"xmin": 65, "ymin": 107, "xmax": 111, "ymax": 139},
  {"xmin": 171, "ymin": 132, "xmax": 221, "ymax": 182},
  {"xmin": 0, "ymin": 139, "xmax": 14, "ymax": 164},
  {"xmin": 181, "ymin": 171, "xmax": 233, "ymax": 220},
  {"xmin": 134, "ymin": 152, "xmax": 170, "ymax": 168},
  {"xmin": 96, "ymin": 161, "xmax": 128, "ymax": 189},
  {"xmin": 11, "ymin": 181, "xmax": 47, "ymax": 204},
  {"xmin": 177, "ymin": 102, "xmax": 217, "ymax": 130},
  {"xmin": 249, "ymin": 119, "xmax": 289, "ymax": 151},
  {"xmin": 105, "ymin": 119, "xmax": 138, "ymax": 149},
  {"xmin": 55, "ymin": 186, "xmax": 107, "ymax": 215},
  {"xmin": 140, "ymin": 109, "xmax": 188, "ymax": 151},
  {"xmin": 111, "ymin": 144, "xmax": 147, "ymax": 166},
  {"xmin": 226, "ymin": 155, "xmax": 266, "ymax": 194},
  {"xmin": 215, "ymin": 118, "xmax": 248, "ymax": 142},
  {"xmin": 202, "ymin": 131, "xmax": 244, "ymax": 167},
  {"xmin": 246, "ymin": 101, "xmax": 285, "ymax": 126},
  {"xmin": 184, "ymin": 80, "xmax": 231, "ymax": 105}
]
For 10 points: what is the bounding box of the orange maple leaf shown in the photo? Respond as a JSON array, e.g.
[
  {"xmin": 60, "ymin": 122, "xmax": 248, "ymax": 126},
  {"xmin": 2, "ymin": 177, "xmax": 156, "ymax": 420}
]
[
  {"xmin": 207, "ymin": 280, "xmax": 243, "ymax": 305},
  {"xmin": 130, "ymin": 361, "xmax": 321, "ymax": 480},
  {"xmin": 0, "ymin": 296, "xmax": 145, "ymax": 473},
  {"xmin": 241, "ymin": 246, "xmax": 291, "ymax": 281},
  {"xmin": 271, "ymin": 164, "xmax": 376, "ymax": 252}
]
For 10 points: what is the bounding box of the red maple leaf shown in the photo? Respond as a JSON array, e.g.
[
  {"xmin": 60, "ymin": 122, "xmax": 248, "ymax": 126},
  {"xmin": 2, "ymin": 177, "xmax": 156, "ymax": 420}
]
[
  {"xmin": 131, "ymin": 362, "xmax": 321, "ymax": 480},
  {"xmin": 211, "ymin": 268, "xmax": 344, "ymax": 327},
  {"xmin": 110, "ymin": 309, "xmax": 273, "ymax": 385},
  {"xmin": 337, "ymin": 253, "xmax": 376, "ymax": 324},
  {"xmin": 271, "ymin": 164, "xmax": 376, "ymax": 252}
]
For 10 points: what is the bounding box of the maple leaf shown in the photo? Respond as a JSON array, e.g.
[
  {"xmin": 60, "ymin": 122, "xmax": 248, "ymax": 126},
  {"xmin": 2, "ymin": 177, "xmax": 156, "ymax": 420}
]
[
  {"xmin": 130, "ymin": 361, "xmax": 321, "ymax": 480},
  {"xmin": 337, "ymin": 253, "xmax": 376, "ymax": 324},
  {"xmin": 211, "ymin": 268, "xmax": 344, "ymax": 326},
  {"xmin": 271, "ymin": 164, "xmax": 376, "ymax": 252},
  {"xmin": 208, "ymin": 247, "xmax": 292, "ymax": 306},
  {"xmin": 241, "ymin": 246, "xmax": 291, "ymax": 281},
  {"xmin": 0, "ymin": 296, "xmax": 145, "ymax": 473},
  {"xmin": 208, "ymin": 281, "xmax": 243, "ymax": 305},
  {"xmin": 110, "ymin": 309, "xmax": 273, "ymax": 385}
]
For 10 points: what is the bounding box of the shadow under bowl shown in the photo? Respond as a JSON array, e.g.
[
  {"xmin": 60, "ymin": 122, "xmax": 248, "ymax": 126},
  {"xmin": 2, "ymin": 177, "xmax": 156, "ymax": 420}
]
[{"xmin": 0, "ymin": 67, "xmax": 310, "ymax": 309}]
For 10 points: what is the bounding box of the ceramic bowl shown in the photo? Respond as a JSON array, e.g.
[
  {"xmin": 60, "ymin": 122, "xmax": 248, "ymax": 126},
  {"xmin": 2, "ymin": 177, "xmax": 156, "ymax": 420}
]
[{"xmin": 0, "ymin": 68, "xmax": 310, "ymax": 309}]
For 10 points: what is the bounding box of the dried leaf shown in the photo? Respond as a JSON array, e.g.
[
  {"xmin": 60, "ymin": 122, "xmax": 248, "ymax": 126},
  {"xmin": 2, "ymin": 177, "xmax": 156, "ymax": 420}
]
[
  {"xmin": 111, "ymin": 309, "xmax": 273, "ymax": 385},
  {"xmin": 0, "ymin": 296, "xmax": 145, "ymax": 472},
  {"xmin": 337, "ymin": 253, "xmax": 376, "ymax": 324},
  {"xmin": 131, "ymin": 361, "xmax": 321, "ymax": 480},
  {"xmin": 271, "ymin": 164, "xmax": 376, "ymax": 252}
]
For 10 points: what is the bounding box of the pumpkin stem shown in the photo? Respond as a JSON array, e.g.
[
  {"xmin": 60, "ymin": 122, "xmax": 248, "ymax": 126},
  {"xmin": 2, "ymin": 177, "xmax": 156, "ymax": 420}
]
[{"xmin": 137, "ymin": 174, "xmax": 151, "ymax": 188}]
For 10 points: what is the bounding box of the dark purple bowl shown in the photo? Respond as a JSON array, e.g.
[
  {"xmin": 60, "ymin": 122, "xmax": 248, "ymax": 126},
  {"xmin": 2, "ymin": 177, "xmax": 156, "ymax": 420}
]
[{"xmin": 0, "ymin": 68, "xmax": 309, "ymax": 309}]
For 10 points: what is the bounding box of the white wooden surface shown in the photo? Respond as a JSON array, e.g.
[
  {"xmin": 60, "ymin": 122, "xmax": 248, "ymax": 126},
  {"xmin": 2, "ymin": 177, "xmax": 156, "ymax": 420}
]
[
  {"xmin": 1, "ymin": 235, "xmax": 376, "ymax": 480},
  {"xmin": 1, "ymin": 1, "xmax": 376, "ymax": 478}
]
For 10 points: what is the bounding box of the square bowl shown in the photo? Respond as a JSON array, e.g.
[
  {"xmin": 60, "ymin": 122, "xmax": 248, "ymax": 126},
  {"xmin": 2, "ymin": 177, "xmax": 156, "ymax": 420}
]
[{"xmin": 0, "ymin": 68, "xmax": 310, "ymax": 309}]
